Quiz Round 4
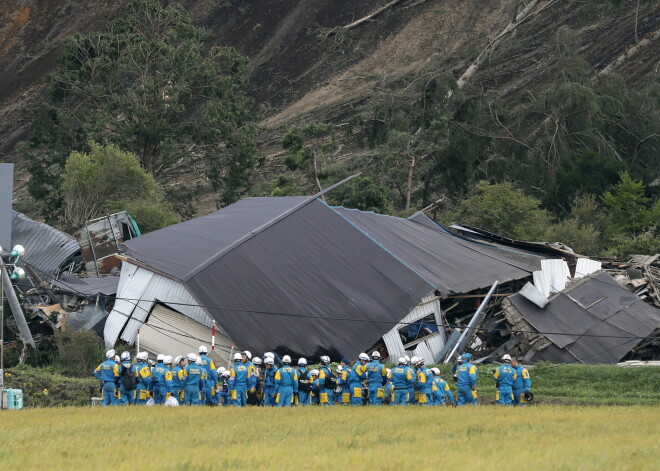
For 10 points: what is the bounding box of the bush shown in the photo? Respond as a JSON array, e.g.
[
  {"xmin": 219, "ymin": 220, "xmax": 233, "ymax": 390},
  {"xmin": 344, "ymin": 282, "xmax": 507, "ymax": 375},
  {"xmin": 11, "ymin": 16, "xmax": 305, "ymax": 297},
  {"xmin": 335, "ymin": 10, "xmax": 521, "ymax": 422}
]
[{"xmin": 54, "ymin": 330, "xmax": 104, "ymax": 377}]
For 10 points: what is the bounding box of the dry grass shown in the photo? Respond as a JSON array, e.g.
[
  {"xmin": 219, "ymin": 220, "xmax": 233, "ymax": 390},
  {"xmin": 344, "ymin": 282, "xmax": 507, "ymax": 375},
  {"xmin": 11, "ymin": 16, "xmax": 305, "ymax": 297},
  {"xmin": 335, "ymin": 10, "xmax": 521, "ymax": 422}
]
[{"xmin": 0, "ymin": 406, "xmax": 658, "ymax": 470}]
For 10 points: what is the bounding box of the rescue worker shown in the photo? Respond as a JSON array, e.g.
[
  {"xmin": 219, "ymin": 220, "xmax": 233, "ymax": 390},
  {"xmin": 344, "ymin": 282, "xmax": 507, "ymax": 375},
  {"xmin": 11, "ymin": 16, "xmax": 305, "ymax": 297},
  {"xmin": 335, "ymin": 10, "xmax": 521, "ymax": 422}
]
[
  {"xmin": 94, "ymin": 349, "xmax": 121, "ymax": 406},
  {"xmin": 263, "ymin": 357, "xmax": 278, "ymax": 406},
  {"xmin": 135, "ymin": 352, "xmax": 152, "ymax": 405},
  {"xmin": 118, "ymin": 351, "xmax": 136, "ymax": 405},
  {"xmin": 335, "ymin": 365, "xmax": 345, "ymax": 404},
  {"xmin": 456, "ymin": 353, "xmax": 478, "ymax": 405},
  {"xmin": 172, "ymin": 356, "xmax": 186, "ymax": 403},
  {"xmin": 274, "ymin": 355, "xmax": 298, "ymax": 407},
  {"xmin": 182, "ymin": 353, "xmax": 205, "ymax": 406},
  {"xmin": 511, "ymin": 356, "xmax": 532, "ymax": 406},
  {"xmin": 229, "ymin": 352, "xmax": 251, "ymax": 407},
  {"xmin": 388, "ymin": 357, "xmax": 415, "ymax": 405},
  {"xmin": 247, "ymin": 357, "xmax": 263, "ymax": 406},
  {"xmin": 384, "ymin": 369, "xmax": 394, "ymax": 405},
  {"xmin": 296, "ymin": 358, "xmax": 312, "ymax": 406},
  {"xmin": 430, "ymin": 367, "xmax": 454, "ymax": 405},
  {"xmin": 451, "ymin": 355, "xmax": 463, "ymax": 382},
  {"xmin": 414, "ymin": 358, "xmax": 432, "ymax": 406},
  {"xmin": 310, "ymin": 369, "xmax": 320, "ymax": 405},
  {"xmin": 366, "ymin": 351, "xmax": 387, "ymax": 406},
  {"xmin": 318, "ymin": 355, "xmax": 336, "ymax": 406},
  {"xmin": 219, "ymin": 370, "xmax": 231, "ymax": 406},
  {"xmin": 405, "ymin": 356, "xmax": 417, "ymax": 404},
  {"xmin": 151, "ymin": 354, "xmax": 170, "ymax": 405},
  {"xmin": 493, "ymin": 354, "xmax": 517, "ymax": 406},
  {"xmin": 198, "ymin": 346, "xmax": 218, "ymax": 405},
  {"xmin": 112, "ymin": 355, "xmax": 122, "ymax": 405}
]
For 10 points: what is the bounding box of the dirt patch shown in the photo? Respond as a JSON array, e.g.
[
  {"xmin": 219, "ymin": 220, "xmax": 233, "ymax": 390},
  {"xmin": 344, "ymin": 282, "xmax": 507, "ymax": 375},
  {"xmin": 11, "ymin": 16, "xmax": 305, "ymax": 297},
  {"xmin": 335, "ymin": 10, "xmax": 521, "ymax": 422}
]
[{"xmin": 0, "ymin": 3, "xmax": 30, "ymax": 58}]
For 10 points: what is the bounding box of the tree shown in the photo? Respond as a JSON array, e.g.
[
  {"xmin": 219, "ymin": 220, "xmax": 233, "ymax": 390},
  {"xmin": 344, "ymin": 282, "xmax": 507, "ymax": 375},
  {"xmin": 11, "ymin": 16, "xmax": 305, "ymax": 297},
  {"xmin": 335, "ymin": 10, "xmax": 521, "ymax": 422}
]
[
  {"xmin": 602, "ymin": 171, "xmax": 653, "ymax": 238},
  {"xmin": 61, "ymin": 142, "xmax": 176, "ymax": 232},
  {"xmin": 328, "ymin": 176, "xmax": 391, "ymax": 213},
  {"xmin": 441, "ymin": 181, "xmax": 550, "ymax": 241},
  {"xmin": 25, "ymin": 0, "xmax": 259, "ymax": 220}
]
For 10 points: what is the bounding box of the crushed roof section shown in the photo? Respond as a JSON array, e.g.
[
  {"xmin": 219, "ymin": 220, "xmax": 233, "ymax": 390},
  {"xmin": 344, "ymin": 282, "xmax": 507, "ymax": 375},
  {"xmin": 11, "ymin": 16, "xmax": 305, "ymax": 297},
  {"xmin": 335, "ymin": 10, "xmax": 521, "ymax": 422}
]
[{"xmin": 509, "ymin": 272, "xmax": 660, "ymax": 364}]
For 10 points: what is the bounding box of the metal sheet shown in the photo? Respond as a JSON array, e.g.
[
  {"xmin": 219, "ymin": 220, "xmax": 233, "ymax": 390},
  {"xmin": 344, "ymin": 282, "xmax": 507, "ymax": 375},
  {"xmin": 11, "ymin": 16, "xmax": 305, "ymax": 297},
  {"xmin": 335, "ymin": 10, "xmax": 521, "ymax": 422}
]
[
  {"xmin": 574, "ymin": 258, "xmax": 602, "ymax": 279},
  {"xmin": 140, "ymin": 304, "xmax": 232, "ymax": 367},
  {"xmin": 0, "ymin": 163, "xmax": 13, "ymax": 249},
  {"xmin": 51, "ymin": 272, "xmax": 120, "ymax": 296}
]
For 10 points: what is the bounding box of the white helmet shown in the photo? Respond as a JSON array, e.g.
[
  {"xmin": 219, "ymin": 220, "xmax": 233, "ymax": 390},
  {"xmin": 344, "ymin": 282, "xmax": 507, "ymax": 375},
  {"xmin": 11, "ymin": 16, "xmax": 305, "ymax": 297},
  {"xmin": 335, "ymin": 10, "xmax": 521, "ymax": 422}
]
[
  {"xmin": 187, "ymin": 353, "xmax": 197, "ymax": 362},
  {"xmin": 120, "ymin": 351, "xmax": 130, "ymax": 361},
  {"xmin": 174, "ymin": 356, "xmax": 182, "ymax": 365},
  {"xmin": 431, "ymin": 367, "xmax": 440, "ymax": 375},
  {"xmin": 264, "ymin": 357, "xmax": 275, "ymax": 366},
  {"xmin": 298, "ymin": 358, "xmax": 307, "ymax": 366},
  {"xmin": 310, "ymin": 369, "xmax": 319, "ymax": 376},
  {"xmin": 137, "ymin": 351, "xmax": 148, "ymax": 361},
  {"xmin": 156, "ymin": 354, "xmax": 165, "ymax": 362},
  {"xmin": 502, "ymin": 354, "xmax": 512, "ymax": 363},
  {"xmin": 253, "ymin": 357, "xmax": 262, "ymax": 366},
  {"xmin": 320, "ymin": 355, "xmax": 330, "ymax": 364},
  {"xmin": 417, "ymin": 357, "xmax": 425, "ymax": 365},
  {"xmin": 404, "ymin": 355, "xmax": 411, "ymax": 363},
  {"xmin": 336, "ymin": 365, "xmax": 343, "ymax": 373},
  {"xmin": 163, "ymin": 355, "xmax": 173, "ymax": 365},
  {"xmin": 398, "ymin": 357, "xmax": 407, "ymax": 365},
  {"xmin": 199, "ymin": 346, "xmax": 208, "ymax": 354},
  {"xmin": 243, "ymin": 350, "xmax": 252, "ymax": 360},
  {"xmin": 222, "ymin": 371, "xmax": 231, "ymax": 377},
  {"xmin": 264, "ymin": 352, "xmax": 275, "ymax": 359},
  {"xmin": 217, "ymin": 367, "xmax": 226, "ymax": 374},
  {"xmin": 195, "ymin": 357, "xmax": 203, "ymax": 365},
  {"xmin": 371, "ymin": 351, "xmax": 381, "ymax": 359},
  {"xmin": 106, "ymin": 349, "xmax": 116, "ymax": 359},
  {"xmin": 233, "ymin": 353, "xmax": 242, "ymax": 362},
  {"xmin": 410, "ymin": 356, "xmax": 420, "ymax": 365},
  {"xmin": 282, "ymin": 355, "xmax": 291, "ymax": 364},
  {"xmin": 113, "ymin": 355, "xmax": 120, "ymax": 363},
  {"xmin": 358, "ymin": 353, "xmax": 369, "ymax": 361}
]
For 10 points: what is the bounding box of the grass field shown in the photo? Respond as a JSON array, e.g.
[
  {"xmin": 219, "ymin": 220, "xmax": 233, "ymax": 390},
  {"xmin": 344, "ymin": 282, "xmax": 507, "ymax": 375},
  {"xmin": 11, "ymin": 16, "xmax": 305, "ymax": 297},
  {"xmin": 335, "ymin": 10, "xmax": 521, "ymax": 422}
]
[{"xmin": 1, "ymin": 406, "xmax": 658, "ymax": 470}]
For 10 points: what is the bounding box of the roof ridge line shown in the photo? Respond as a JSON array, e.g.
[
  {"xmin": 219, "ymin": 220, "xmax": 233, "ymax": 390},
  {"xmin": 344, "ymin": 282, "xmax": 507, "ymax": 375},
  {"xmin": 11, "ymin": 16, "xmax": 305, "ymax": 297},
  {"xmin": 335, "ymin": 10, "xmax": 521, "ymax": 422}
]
[{"xmin": 181, "ymin": 174, "xmax": 360, "ymax": 281}]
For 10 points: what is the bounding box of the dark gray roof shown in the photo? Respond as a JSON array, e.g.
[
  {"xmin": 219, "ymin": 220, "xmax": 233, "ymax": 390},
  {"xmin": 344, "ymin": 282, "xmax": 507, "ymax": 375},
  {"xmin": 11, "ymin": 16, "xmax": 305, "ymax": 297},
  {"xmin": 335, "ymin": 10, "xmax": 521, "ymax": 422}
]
[
  {"xmin": 334, "ymin": 209, "xmax": 541, "ymax": 296},
  {"xmin": 51, "ymin": 272, "xmax": 120, "ymax": 296},
  {"xmin": 123, "ymin": 197, "xmax": 434, "ymax": 359},
  {"xmin": 11, "ymin": 211, "xmax": 80, "ymax": 279},
  {"xmin": 510, "ymin": 272, "xmax": 660, "ymax": 364}
]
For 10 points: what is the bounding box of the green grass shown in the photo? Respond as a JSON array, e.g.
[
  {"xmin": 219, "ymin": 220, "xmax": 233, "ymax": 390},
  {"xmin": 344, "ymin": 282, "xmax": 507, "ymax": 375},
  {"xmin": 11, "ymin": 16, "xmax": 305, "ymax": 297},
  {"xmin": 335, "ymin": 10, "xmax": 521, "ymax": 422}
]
[
  {"xmin": 0, "ymin": 406, "xmax": 658, "ymax": 470},
  {"xmin": 3, "ymin": 363, "xmax": 660, "ymax": 407}
]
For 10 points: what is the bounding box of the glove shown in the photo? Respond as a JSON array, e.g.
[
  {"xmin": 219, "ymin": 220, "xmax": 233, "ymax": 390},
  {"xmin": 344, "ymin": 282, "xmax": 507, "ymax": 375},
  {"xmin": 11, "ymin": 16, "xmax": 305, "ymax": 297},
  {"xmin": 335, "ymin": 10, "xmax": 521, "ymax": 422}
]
[{"xmin": 471, "ymin": 386, "xmax": 476, "ymax": 391}]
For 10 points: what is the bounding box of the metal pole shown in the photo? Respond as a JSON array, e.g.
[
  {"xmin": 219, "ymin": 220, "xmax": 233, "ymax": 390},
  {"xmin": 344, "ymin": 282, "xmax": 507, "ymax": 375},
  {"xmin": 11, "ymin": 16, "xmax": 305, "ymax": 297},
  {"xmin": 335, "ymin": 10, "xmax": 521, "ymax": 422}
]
[
  {"xmin": 444, "ymin": 280, "xmax": 499, "ymax": 363},
  {"xmin": 136, "ymin": 328, "xmax": 140, "ymax": 357},
  {"xmin": 1, "ymin": 259, "xmax": 4, "ymax": 410}
]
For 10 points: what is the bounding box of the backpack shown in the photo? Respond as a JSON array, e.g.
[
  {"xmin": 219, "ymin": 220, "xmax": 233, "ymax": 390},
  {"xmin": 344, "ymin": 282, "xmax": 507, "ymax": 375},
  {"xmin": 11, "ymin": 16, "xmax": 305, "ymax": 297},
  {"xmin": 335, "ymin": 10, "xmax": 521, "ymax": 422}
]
[
  {"xmin": 322, "ymin": 367, "xmax": 337, "ymax": 390},
  {"xmin": 121, "ymin": 365, "xmax": 137, "ymax": 391},
  {"xmin": 298, "ymin": 369, "xmax": 312, "ymax": 393}
]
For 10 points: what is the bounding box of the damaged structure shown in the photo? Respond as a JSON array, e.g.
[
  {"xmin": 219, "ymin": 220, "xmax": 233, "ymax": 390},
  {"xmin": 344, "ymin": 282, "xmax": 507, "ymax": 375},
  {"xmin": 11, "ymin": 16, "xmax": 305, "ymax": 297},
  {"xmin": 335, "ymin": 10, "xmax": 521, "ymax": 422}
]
[{"xmin": 104, "ymin": 192, "xmax": 550, "ymax": 365}]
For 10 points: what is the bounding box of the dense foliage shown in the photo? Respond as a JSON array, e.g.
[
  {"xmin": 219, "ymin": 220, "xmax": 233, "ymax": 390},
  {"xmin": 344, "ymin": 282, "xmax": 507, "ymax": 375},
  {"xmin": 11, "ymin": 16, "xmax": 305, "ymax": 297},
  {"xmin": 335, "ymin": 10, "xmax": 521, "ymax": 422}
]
[{"xmin": 24, "ymin": 0, "xmax": 259, "ymax": 222}]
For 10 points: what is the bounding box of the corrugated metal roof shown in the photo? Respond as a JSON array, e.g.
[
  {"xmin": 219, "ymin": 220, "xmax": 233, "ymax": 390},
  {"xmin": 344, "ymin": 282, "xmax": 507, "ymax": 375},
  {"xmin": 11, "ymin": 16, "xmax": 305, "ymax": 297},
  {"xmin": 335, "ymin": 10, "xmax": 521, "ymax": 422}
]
[
  {"xmin": 11, "ymin": 211, "xmax": 80, "ymax": 278},
  {"xmin": 510, "ymin": 272, "xmax": 660, "ymax": 364},
  {"xmin": 116, "ymin": 197, "xmax": 433, "ymax": 359},
  {"xmin": 335, "ymin": 209, "xmax": 541, "ymax": 295},
  {"xmin": 575, "ymin": 258, "xmax": 602, "ymax": 279},
  {"xmin": 51, "ymin": 272, "xmax": 120, "ymax": 296}
]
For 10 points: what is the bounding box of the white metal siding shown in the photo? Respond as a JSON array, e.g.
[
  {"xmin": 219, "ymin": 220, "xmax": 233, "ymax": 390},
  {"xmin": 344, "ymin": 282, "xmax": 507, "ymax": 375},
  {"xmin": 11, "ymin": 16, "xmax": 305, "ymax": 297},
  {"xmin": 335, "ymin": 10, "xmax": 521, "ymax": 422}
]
[
  {"xmin": 140, "ymin": 304, "xmax": 233, "ymax": 367},
  {"xmin": 575, "ymin": 258, "xmax": 602, "ymax": 279},
  {"xmin": 382, "ymin": 293, "xmax": 445, "ymax": 362}
]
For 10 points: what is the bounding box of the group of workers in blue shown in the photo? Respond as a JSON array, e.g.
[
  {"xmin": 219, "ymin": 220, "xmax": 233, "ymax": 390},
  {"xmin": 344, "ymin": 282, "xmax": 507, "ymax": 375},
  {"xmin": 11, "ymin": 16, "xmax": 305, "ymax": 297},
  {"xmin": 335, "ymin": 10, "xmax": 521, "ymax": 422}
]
[{"xmin": 94, "ymin": 346, "xmax": 532, "ymax": 407}]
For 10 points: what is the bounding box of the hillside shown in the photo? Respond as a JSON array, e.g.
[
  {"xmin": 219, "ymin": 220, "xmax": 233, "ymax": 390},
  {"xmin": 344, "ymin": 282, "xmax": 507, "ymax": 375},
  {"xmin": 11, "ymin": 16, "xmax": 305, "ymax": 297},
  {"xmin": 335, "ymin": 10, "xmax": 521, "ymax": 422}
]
[{"xmin": 1, "ymin": 0, "xmax": 658, "ymax": 215}]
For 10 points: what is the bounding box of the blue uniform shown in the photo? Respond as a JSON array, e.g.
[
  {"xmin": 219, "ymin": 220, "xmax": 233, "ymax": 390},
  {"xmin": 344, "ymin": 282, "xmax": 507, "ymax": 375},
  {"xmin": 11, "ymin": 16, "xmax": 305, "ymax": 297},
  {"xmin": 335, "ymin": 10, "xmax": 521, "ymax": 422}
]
[
  {"xmin": 366, "ymin": 360, "xmax": 387, "ymax": 406},
  {"xmin": 94, "ymin": 359, "xmax": 121, "ymax": 406},
  {"xmin": 405, "ymin": 366, "xmax": 416, "ymax": 404},
  {"xmin": 431, "ymin": 377, "xmax": 454, "ymax": 405},
  {"xmin": 512, "ymin": 365, "xmax": 531, "ymax": 406},
  {"xmin": 275, "ymin": 365, "xmax": 298, "ymax": 407},
  {"xmin": 318, "ymin": 366, "xmax": 335, "ymax": 406},
  {"xmin": 311, "ymin": 378, "xmax": 321, "ymax": 405},
  {"xmin": 229, "ymin": 363, "xmax": 253, "ymax": 407},
  {"xmin": 493, "ymin": 364, "xmax": 517, "ymax": 405},
  {"xmin": 263, "ymin": 367, "xmax": 278, "ymax": 406},
  {"xmin": 118, "ymin": 361, "xmax": 136, "ymax": 405},
  {"xmin": 456, "ymin": 361, "xmax": 478, "ymax": 405},
  {"xmin": 197, "ymin": 355, "xmax": 218, "ymax": 405},
  {"xmin": 218, "ymin": 377, "xmax": 230, "ymax": 406},
  {"xmin": 296, "ymin": 367, "xmax": 312, "ymax": 405},
  {"xmin": 388, "ymin": 366, "xmax": 415, "ymax": 405},
  {"xmin": 415, "ymin": 366, "xmax": 433, "ymax": 405},
  {"xmin": 150, "ymin": 362, "xmax": 173, "ymax": 405},
  {"xmin": 134, "ymin": 361, "xmax": 152, "ymax": 405},
  {"xmin": 172, "ymin": 365, "xmax": 185, "ymax": 403},
  {"xmin": 182, "ymin": 363, "xmax": 205, "ymax": 405}
]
